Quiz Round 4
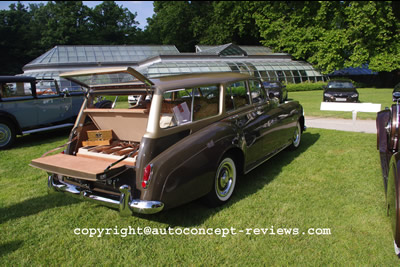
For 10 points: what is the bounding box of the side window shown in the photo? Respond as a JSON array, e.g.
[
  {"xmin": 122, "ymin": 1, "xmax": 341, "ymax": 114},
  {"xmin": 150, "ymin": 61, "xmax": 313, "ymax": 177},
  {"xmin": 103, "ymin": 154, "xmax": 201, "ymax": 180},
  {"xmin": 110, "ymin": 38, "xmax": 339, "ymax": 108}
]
[
  {"xmin": 0, "ymin": 82, "xmax": 33, "ymax": 98},
  {"xmin": 159, "ymin": 85, "xmax": 220, "ymax": 129},
  {"xmin": 226, "ymin": 81, "xmax": 250, "ymax": 112},
  {"xmin": 248, "ymin": 80, "xmax": 266, "ymax": 103},
  {"xmin": 193, "ymin": 85, "xmax": 219, "ymax": 121},
  {"xmin": 36, "ymin": 80, "xmax": 58, "ymax": 96}
]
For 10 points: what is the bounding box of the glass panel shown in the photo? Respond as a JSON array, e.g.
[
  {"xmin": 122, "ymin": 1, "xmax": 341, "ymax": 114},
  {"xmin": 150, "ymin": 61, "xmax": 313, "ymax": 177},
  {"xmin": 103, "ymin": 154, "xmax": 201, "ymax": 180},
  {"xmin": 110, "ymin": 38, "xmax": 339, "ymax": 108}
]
[
  {"xmin": 226, "ymin": 81, "xmax": 250, "ymax": 110},
  {"xmin": 259, "ymin": 71, "xmax": 268, "ymax": 79},
  {"xmin": 248, "ymin": 80, "xmax": 266, "ymax": 103},
  {"xmin": 36, "ymin": 80, "xmax": 58, "ymax": 95},
  {"xmin": 267, "ymin": 71, "xmax": 278, "ymax": 80},
  {"xmin": 160, "ymin": 88, "xmax": 193, "ymax": 128},
  {"xmin": 276, "ymin": 71, "xmax": 285, "ymax": 83},
  {"xmin": 193, "ymin": 85, "xmax": 219, "ymax": 121},
  {"xmin": 1, "ymin": 82, "xmax": 33, "ymax": 98}
]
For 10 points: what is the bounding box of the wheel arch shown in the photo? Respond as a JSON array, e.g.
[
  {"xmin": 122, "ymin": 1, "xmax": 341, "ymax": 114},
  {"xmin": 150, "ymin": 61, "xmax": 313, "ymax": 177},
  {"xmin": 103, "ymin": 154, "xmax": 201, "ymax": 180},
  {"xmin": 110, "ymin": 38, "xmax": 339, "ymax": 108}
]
[
  {"xmin": 0, "ymin": 111, "xmax": 21, "ymax": 134},
  {"xmin": 220, "ymin": 147, "xmax": 245, "ymax": 176}
]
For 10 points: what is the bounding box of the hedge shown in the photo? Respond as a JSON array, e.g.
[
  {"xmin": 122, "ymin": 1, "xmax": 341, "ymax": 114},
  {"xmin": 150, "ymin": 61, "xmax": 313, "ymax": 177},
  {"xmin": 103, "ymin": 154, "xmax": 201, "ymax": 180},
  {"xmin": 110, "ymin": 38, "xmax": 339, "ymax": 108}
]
[{"xmin": 285, "ymin": 81, "xmax": 327, "ymax": 92}]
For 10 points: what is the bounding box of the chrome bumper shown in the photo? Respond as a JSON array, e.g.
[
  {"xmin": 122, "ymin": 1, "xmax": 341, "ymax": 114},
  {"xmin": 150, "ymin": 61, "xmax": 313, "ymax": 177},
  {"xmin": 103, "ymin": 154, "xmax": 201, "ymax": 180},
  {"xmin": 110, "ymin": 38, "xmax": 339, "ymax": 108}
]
[{"xmin": 48, "ymin": 175, "xmax": 164, "ymax": 216}]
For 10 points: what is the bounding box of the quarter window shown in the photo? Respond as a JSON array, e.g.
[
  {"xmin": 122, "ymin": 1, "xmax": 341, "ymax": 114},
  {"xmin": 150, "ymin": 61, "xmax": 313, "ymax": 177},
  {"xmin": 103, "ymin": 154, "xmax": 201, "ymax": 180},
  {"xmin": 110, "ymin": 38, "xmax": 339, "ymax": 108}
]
[
  {"xmin": 225, "ymin": 81, "xmax": 250, "ymax": 112},
  {"xmin": 160, "ymin": 85, "xmax": 220, "ymax": 129},
  {"xmin": 248, "ymin": 80, "xmax": 266, "ymax": 103}
]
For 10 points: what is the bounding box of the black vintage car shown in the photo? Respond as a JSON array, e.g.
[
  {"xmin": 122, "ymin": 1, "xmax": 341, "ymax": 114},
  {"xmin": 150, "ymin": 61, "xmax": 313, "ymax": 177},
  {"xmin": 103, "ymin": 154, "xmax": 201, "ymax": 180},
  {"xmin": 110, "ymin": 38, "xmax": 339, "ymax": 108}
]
[
  {"xmin": 263, "ymin": 80, "xmax": 288, "ymax": 103},
  {"xmin": 323, "ymin": 80, "xmax": 359, "ymax": 102},
  {"xmin": 377, "ymin": 103, "xmax": 400, "ymax": 256}
]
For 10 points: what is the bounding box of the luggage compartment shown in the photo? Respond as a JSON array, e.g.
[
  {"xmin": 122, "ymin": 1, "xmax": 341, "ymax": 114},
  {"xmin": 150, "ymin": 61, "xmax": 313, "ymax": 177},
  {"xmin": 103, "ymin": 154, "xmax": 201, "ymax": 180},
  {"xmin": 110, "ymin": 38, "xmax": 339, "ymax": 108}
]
[{"xmin": 30, "ymin": 108, "xmax": 149, "ymax": 181}]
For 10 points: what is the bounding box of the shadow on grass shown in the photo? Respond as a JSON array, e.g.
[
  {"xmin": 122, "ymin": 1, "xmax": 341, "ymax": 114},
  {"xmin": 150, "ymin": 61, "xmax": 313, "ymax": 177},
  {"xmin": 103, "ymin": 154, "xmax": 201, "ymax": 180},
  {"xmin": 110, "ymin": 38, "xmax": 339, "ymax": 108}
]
[
  {"xmin": 141, "ymin": 131, "xmax": 320, "ymax": 227},
  {"xmin": 0, "ymin": 193, "xmax": 80, "ymax": 225},
  {"xmin": 11, "ymin": 127, "xmax": 71, "ymax": 150},
  {"xmin": 0, "ymin": 240, "xmax": 23, "ymax": 257}
]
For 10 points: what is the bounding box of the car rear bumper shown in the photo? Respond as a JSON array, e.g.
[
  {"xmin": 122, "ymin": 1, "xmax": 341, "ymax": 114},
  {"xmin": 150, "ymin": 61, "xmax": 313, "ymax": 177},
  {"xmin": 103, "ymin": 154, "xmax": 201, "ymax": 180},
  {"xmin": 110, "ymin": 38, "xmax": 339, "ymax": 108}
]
[{"xmin": 48, "ymin": 174, "xmax": 164, "ymax": 216}]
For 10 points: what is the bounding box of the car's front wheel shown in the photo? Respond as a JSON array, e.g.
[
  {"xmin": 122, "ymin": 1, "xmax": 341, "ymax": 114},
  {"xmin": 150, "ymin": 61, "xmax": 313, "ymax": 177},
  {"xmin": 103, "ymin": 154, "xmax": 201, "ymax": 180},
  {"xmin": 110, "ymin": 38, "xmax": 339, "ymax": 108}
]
[
  {"xmin": 288, "ymin": 121, "xmax": 302, "ymax": 150},
  {"xmin": 0, "ymin": 120, "xmax": 16, "ymax": 149},
  {"xmin": 204, "ymin": 156, "xmax": 237, "ymax": 207}
]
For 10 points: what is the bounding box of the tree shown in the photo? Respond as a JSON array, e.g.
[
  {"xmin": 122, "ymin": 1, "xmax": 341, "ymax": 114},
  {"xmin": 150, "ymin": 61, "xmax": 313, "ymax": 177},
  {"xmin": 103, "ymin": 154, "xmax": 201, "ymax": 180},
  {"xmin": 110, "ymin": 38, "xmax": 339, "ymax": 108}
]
[
  {"xmin": 254, "ymin": 1, "xmax": 400, "ymax": 73},
  {"xmin": 146, "ymin": 1, "xmax": 197, "ymax": 51},
  {"xmin": 145, "ymin": 1, "xmax": 263, "ymax": 51},
  {"xmin": 192, "ymin": 1, "xmax": 263, "ymax": 46},
  {"xmin": 0, "ymin": 2, "xmax": 37, "ymax": 74},
  {"xmin": 89, "ymin": 1, "xmax": 140, "ymax": 45},
  {"xmin": 32, "ymin": 1, "xmax": 92, "ymax": 48}
]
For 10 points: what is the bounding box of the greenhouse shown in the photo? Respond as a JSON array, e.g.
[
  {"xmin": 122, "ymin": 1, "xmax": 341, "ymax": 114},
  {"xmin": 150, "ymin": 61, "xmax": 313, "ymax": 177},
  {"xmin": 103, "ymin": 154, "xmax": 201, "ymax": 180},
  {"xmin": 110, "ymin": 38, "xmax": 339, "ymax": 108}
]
[{"xmin": 21, "ymin": 43, "xmax": 326, "ymax": 90}]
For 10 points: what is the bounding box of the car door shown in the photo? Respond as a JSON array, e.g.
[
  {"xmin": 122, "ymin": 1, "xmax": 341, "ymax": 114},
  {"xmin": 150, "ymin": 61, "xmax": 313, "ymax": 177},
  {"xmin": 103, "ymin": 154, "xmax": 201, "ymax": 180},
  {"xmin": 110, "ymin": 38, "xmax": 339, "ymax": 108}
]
[
  {"xmin": 225, "ymin": 80, "xmax": 278, "ymax": 169},
  {"xmin": 0, "ymin": 80, "xmax": 38, "ymax": 129},
  {"xmin": 35, "ymin": 79, "xmax": 73, "ymax": 125}
]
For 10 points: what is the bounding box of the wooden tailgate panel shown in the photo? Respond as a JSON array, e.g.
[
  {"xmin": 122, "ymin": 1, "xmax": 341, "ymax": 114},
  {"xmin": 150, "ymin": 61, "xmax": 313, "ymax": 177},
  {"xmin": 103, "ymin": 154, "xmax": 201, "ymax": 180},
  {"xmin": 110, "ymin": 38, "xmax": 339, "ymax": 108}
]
[{"xmin": 30, "ymin": 154, "xmax": 126, "ymax": 181}]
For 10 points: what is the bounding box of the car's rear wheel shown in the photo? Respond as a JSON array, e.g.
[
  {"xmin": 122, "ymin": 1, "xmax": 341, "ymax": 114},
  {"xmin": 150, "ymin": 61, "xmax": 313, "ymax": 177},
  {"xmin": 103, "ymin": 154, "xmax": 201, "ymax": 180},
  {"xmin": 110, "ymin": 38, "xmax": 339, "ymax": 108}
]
[
  {"xmin": 204, "ymin": 156, "xmax": 237, "ymax": 207},
  {"xmin": 0, "ymin": 120, "xmax": 16, "ymax": 149},
  {"xmin": 288, "ymin": 121, "xmax": 302, "ymax": 150}
]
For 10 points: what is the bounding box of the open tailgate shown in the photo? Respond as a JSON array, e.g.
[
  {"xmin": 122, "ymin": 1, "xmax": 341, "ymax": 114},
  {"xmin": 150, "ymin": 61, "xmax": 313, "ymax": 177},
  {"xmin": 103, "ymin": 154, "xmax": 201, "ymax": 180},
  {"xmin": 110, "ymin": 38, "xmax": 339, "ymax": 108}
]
[{"xmin": 30, "ymin": 154, "xmax": 128, "ymax": 181}]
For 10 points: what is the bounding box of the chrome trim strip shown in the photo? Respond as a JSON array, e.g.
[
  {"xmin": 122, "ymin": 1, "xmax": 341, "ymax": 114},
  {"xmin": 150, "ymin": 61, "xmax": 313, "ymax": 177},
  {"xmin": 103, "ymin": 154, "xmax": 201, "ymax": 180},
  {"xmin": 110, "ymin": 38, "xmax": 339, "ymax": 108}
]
[
  {"xmin": 22, "ymin": 123, "xmax": 74, "ymax": 135},
  {"xmin": 48, "ymin": 175, "xmax": 164, "ymax": 216}
]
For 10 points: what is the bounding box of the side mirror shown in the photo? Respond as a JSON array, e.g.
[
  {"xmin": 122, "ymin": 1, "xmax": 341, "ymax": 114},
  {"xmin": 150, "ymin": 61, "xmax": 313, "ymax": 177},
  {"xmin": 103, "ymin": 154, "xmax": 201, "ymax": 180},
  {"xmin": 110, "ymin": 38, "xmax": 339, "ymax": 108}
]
[{"xmin": 62, "ymin": 88, "xmax": 70, "ymax": 97}]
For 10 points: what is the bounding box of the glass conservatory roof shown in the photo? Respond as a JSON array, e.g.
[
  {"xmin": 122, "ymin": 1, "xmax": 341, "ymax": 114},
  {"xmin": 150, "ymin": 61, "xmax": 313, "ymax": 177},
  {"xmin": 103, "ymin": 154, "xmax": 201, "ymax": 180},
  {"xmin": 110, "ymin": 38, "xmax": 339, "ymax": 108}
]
[
  {"xmin": 26, "ymin": 45, "xmax": 180, "ymax": 65},
  {"xmin": 141, "ymin": 60, "xmax": 321, "ymax": 77},
  {"xmin": 196, "ymin": 44, "xmax": 274, "ymax": 55}
]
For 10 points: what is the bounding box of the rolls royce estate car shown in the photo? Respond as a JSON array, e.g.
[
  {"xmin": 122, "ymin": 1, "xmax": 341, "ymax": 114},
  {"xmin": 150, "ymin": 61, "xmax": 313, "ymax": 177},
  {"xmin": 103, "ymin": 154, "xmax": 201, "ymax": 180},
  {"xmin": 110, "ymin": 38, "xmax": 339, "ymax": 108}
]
[
  {"xmin": 0, "ymin": 76, "xmax": 84, "ymax": 149},
  {"xmin": 30, "ymin": 67, "xmax": 305, "ymax": 216}
]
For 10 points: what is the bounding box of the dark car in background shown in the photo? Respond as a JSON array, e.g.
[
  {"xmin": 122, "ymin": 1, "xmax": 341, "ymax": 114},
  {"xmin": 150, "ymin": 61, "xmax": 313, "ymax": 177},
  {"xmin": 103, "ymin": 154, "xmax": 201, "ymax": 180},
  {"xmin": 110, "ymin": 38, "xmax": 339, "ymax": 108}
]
[
  {"xmin": 323, "ymin": 80, "xmax": 359, "ymax": 102},
  {"xmin": 0, "ymin": 76, "xmax": 85, "ymax": 149},
  {"xmin": 392, "ymin": 82, "xmax": 400, "ymax": 102},
  {"xmin": 262, "ymin": 80, "xmax": 288, "ymax": 103}
]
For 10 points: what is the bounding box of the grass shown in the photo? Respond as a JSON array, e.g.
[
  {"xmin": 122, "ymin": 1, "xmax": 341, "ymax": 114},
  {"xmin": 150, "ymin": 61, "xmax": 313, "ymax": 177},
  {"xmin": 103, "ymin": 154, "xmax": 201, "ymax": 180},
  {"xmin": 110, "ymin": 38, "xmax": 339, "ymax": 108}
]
[
  {"xmin": 0, "ymin": 126, "xmax": 398, "ymax": 265},
  {"xmin": 290, "ymin": 88, "xmax": 393, "ymax": 120}
]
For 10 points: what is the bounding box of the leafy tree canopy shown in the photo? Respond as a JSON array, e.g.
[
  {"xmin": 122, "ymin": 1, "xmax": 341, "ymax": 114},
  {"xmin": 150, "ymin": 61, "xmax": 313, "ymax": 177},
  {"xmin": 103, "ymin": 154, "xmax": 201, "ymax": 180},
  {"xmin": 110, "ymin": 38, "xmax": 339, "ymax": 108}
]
[{"xmin": 254, "ymin": 1, "xmax": 400, "ymax": 73}]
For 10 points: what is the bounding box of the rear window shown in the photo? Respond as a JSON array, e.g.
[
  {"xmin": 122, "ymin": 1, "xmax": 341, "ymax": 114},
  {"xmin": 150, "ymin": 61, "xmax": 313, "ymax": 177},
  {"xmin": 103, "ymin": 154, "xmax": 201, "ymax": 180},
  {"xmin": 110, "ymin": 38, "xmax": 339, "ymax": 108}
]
[
  {"xmin": 0, "ymin": 82, "xmax": 32, "ymax": 98},
  {"xmin": 160, "ymin": 85, "xmax": 220, "ymax": 129}
]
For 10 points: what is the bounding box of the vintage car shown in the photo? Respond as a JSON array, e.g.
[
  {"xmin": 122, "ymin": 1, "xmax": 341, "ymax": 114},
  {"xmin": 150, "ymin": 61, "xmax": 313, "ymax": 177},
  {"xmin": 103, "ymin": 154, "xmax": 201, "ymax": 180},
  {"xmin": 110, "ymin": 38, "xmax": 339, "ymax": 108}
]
[
  {"xmin": 30, "ymin": 67, "xmax": 305, "ymax": 216},
  {"xmin": 323, "ymin": 80, "xmax": 359, "ymax": 102},
  {"xmin": 0, "ymin": 76, "xmax": 85, "ymax": 149},
  {"xmin": 262, "ymin": 80, "xmax": 288, "ymax": 103},
  {"xmin": 376, "ymin": 103, "xmax": 400, "ymax": 255}
]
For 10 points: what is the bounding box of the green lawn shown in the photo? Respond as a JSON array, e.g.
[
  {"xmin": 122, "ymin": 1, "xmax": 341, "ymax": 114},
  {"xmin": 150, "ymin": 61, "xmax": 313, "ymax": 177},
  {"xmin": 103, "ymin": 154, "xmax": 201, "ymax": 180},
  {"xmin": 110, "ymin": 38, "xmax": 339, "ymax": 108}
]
[
  {"xmin": 290, "ymin": 88, "xmax": 393, "ymax": 120},
  {"xmin": 0, "ymin": 127, "xmax": 398, "ymax": 265}
]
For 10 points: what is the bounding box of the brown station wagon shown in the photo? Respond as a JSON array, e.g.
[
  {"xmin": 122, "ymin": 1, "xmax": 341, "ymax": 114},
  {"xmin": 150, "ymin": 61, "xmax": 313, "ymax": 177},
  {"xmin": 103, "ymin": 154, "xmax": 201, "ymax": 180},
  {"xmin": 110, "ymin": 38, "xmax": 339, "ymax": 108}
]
[{"xmin": 30, "ymin": 67, "xmax": 305, "ymax": 216}]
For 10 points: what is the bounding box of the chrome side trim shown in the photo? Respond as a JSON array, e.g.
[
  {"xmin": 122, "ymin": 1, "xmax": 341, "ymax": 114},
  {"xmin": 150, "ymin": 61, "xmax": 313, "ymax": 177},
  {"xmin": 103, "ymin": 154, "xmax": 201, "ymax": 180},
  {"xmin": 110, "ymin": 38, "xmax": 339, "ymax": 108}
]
[
  {"xmin": 48, "ymin": 175, "xmax": 164, "ymax": 216},
  {"xmin": 22, "ymin": 123, "xmax": 74, "ymax": 135}
]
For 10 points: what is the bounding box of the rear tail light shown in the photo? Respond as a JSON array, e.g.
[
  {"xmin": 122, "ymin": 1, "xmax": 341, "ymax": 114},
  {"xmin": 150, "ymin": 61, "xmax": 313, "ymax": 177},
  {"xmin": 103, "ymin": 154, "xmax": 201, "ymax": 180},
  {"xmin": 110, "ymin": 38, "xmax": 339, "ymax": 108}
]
[{"xmin": 142, "ymin": 164, "xmax": 153, "ymax": 189}]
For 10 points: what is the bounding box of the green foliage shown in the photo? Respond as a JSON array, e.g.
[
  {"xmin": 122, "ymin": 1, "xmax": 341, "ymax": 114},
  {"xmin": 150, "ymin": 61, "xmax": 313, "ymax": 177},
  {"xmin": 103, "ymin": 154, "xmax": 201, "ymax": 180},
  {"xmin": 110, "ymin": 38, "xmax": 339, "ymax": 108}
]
[
  {"xmin": 0, "ymin": 1, "xmax": 141, "ymax": 75},
  {"xmin": 286, "ymin": 81, "xmax": 327, "ymax": 92},
  {"xmin": 146, "ymin": 1, "xmax": 263, "ymax": 51},
  {"xmin": 255, "ymin": 1, "xmax": 400, "ymax": 74}
]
